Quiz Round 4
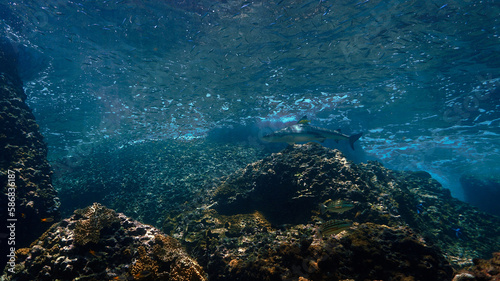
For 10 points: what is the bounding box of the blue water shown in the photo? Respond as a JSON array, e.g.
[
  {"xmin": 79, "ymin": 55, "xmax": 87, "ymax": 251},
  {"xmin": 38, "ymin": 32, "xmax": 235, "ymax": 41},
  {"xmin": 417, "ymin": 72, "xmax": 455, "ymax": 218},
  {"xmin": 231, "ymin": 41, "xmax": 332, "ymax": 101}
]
[{"xmin": 1, "ymin": 0, "xmax": 499, "ymax": 203}]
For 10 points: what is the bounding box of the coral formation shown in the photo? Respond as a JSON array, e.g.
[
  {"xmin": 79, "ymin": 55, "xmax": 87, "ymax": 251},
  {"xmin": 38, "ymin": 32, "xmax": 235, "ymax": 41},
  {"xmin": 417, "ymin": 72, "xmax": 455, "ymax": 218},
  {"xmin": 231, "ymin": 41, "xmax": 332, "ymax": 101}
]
[
  {"xmin": 248, "ymin": 223, "xmax": 452, "ymax": 281},
  {"xmin": 171, "ymin": 212, "xmax": 453, "ymax": 280},
  {"xmin": 453, "ymin": 252, "xmax": 500, "ymax": 281},
  {"xmin": 211, "ymin": 143, "xmax": 500, "ymax": 266},
  {"xmin": 73, "ymin": 202, "xmax": 120, "ymax": 245},
  {"xmin": 1, "ymin": 203, "xmax": 207, "ymax": 281},
  {"xmin": 166, "ymin": 143, "xmax": 499, "ymax": 280}
]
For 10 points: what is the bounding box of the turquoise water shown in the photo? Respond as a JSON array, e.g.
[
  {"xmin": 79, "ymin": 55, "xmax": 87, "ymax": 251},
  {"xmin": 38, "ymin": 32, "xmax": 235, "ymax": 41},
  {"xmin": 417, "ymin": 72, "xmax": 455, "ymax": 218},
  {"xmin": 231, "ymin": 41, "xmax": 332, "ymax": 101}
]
[{"xmin": 1, "ymin": 0, "xmax": 499, "ymax": 202}]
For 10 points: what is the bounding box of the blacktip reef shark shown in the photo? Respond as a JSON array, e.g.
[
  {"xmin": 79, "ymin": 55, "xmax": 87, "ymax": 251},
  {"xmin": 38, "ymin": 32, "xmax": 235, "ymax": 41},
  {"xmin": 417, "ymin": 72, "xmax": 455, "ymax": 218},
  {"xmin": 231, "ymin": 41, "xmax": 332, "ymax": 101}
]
[{"xmin": 262, "ymin": 116, "xmax": 363, "ymax": 149}]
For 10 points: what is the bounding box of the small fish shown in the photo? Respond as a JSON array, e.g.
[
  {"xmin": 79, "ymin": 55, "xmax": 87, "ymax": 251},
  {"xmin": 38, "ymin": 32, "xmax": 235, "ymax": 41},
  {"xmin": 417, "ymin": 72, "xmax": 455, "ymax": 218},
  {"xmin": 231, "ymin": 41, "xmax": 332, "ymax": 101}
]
[
  {"xmin": 297, "ymin": 116, "xmax": 311, "ymax": 124},
  {"xmin": 452, "ymin": 227, "xmax": 467, "ymax": 240},
  {"xmin": 112, "ymin": 275, "xmax": 133, "ymax": 281},
  {"xmin": 320, "ymin": 219, "xmax": 352, "ymax": 237},
  {"xmin": 41, "ymin": 217, "xmax": 54, "ymax": 222},
  {"xmin": 89, "ymin": 249, "xmax": 99, "ymax": 257},
  {"xmin": 416, "ymin": 203, "xmax": 424, "ymax": 214},
  {"xmin": 134, "ymin": 270, "xmax": 152, "ymax": 279},
  {"xmin": 354, "ymin": 211, "xmax": 361, "ymax": 218},
  {"xmin": 320, "ymin": 199, "xmax": 355, "ymax": 214}
]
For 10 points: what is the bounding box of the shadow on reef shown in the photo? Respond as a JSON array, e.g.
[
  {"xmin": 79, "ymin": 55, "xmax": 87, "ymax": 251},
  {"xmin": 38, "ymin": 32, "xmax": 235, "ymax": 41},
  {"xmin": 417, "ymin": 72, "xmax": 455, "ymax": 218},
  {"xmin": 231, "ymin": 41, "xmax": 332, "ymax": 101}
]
[
  {"xmin": 460, "ymin": 174, "xmax": 500, "ymax": 217},
  {"xmin": 164, "ymin": 143, "xmax": 500, "ymax": 281}
]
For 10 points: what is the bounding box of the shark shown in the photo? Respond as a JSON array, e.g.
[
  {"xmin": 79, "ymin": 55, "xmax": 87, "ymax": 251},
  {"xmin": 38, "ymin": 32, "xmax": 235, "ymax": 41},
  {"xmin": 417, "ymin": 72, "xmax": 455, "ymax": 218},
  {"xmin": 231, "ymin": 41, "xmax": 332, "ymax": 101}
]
[{"xmin": 261, "ymin": 116, "xmax": 363, "ymax": 149}]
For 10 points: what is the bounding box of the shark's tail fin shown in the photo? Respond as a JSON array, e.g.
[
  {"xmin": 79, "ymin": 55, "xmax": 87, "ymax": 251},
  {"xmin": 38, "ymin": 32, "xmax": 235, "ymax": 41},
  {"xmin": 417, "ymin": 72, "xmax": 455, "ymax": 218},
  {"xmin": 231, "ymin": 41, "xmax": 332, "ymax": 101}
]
[{"xmin": 349, "ymin": 133, "xmax": 363, "ymax": 150}]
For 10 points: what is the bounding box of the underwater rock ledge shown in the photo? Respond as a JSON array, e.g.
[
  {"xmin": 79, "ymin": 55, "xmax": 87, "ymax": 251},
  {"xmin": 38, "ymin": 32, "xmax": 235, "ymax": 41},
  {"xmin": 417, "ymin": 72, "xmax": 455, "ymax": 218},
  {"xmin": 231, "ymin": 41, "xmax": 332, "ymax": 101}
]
[
  {"xmin": 0, "ymin": 39, "xmax": 60, "ymax": 269},
  {"xmin": 165, "ymin": 142, "xmax": 499, "ymax": 281},
  {"xmin": 1, "ymin": 203, "xmax": 208, "ymax": 281}
]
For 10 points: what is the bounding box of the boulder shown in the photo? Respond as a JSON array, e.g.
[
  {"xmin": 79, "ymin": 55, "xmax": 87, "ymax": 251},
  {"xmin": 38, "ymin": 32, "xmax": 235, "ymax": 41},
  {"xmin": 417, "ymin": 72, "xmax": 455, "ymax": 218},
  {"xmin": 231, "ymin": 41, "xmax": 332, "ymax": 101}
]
[{"xmin": 2, "ymin": 203, "xmax": 207, "ymax": 281}]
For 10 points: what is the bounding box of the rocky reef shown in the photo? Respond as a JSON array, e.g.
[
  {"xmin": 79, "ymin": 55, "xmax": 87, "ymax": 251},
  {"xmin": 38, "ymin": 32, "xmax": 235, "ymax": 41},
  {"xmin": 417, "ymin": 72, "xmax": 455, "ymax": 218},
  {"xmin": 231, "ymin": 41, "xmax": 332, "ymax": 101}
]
[
  {"xmin": 52, "ymin": 138, "xmax": 266, "ymax": 225},
  {"xmin": 2, "ymin": 70, "xmax": 499, "ymax": 281},
  {"xmin": 0, "ymin": 38, "xmax": 60, "ymax": 268},
  {"xmin": 453, "ymin": 252, "xmax": 500, "ymax": 281},
  {"xmin": 164, "ymin": 142, "xmax": 500, "ymax": 280},
  {"xmin": 2, "ymin": 203, "xmax": 207, "ymax": 281}
]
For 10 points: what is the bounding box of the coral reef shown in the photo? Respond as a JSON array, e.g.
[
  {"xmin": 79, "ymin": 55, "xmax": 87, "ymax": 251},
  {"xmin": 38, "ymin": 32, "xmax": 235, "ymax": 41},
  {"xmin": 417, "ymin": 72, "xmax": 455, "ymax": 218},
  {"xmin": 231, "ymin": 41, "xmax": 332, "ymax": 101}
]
[
  {"xmin": 168, "ymin": 208, "xmax": 453, "ymax": 280},
  {"xmin": 224, "ymin": 222, "xmax": 452, "ymax": 280},
  {"xmin": 73, "ymin": 203, "xmax": 120, "ymax": 245},
  {"xmin": 211, "ymin": 143, "xmax": 500, "ymax": 266},
  {"xmin": 0, "ymin": 38, "xmax": 60, "ymax": 268},
  {"xmin": 453, "ymin": 252, "xmax": 500, "ymax": 281},
  {"xmin": 1, "ymin": 203, "xmax": 207, "ymax": 281},
  {"xmin": 52, "ymin": 138, "xmax": 266, "ymax": 225},
  {"xmin": 166, "ymin": 143, "xmax": 500, "ymax": 280}
]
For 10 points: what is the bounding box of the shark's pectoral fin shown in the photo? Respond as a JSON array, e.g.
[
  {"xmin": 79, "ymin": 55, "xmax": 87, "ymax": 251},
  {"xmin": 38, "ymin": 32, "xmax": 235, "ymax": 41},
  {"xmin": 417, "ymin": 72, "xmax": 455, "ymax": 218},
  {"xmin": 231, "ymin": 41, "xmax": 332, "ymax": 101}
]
[
  {"xmin": 319, "ymin": 138, "xmax": 326, "ymax": 143},
  {"xmin": 287, "ymin": 142, "xmax": 295, "ymax": 145},
  {"xmin": 348, "ymin": 132, "xmax": 363, "ymax": 150}
]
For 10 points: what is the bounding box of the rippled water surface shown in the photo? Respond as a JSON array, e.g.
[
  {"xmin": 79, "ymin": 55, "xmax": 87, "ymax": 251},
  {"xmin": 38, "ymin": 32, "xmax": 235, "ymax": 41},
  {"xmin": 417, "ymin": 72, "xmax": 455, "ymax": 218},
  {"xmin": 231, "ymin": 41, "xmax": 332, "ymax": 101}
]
[{"xmin": 1, "ymin": 0, "xmax": 499, "ymax": 199}]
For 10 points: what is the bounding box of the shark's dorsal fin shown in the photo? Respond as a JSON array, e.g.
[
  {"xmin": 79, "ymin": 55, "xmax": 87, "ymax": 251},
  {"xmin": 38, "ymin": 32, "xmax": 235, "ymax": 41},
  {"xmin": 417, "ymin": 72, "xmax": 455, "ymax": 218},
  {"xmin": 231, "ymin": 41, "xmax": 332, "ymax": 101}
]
[{"xmin": 298, "ymin": 116, "xmax": 311, "ymax": 125}]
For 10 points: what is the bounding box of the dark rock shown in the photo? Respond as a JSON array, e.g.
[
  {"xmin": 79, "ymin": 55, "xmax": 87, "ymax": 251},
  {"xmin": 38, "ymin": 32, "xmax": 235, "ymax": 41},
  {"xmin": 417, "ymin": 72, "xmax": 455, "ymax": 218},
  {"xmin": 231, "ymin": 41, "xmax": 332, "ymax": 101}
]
[
  {"xmin": 164, "ymin": 143, "xmax": 500, "ymax": 280},
  {"xmin": 247, "ymin": 223, "xmax": 453, "ymax": 281},
  {"xmin": 210, "ymin": 143, "xmax": 499, "ymax": 267},
  {"xmin": 1, "ymin": 203, "xmax": 208, "ymax": 281},
  {"xmin": 0, "ymin": 37, "xmax": 60, "ymax": 269},
  {"xmin": 213, "ymin": 144, "xmax": 366, "ymax": 226}
]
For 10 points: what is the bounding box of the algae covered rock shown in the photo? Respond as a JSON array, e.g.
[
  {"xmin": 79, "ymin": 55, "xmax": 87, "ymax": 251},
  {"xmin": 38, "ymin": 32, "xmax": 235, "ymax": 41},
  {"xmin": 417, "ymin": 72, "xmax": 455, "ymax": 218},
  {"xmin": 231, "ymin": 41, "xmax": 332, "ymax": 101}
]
[
  {"xmin": 213, "ymin": 143, "xmax": 360, "ymax": 225},
  {"xmin": 167, "ymin": 143, "xmax": 499, "ymax": 280},
  {"xmin": 212, "ymin": 143, "xmax": 500, "ymax": 267},
  {"xmin": 168, "ymin": 209, "xmax": 453, "ymax": 281},
  {"xmin": 1, "ymin": 203, "xmax": 207, "ymax": 281},
  {"xmin": 453, "ymin": 252, "xmax": 500, "ymax": 280},
  {"xmin": 0, "ymin": 38, "xmax": 60, "ymax": 268},
  {"xmin": 72, "ymin": 203, "xmax": 120, "ymax": 246},
  {"xmin": 224, "ymin": 223, "xmax": 453, "ymax": 281}
]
